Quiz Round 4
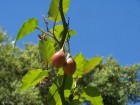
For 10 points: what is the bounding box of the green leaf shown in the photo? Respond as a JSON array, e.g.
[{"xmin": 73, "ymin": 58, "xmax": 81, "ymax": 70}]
[
  {"xmin": 72, "ymin": 96, "xmax": 84, "ymax": 105},
  {"xmin": 38, "ymin": 38, "xmax": 55, "ymax": 64},
  {"xmin": 65, "ymin": 89, "xmax": 71, "ymax": 98},
  {"xmin": 82, "ymin": 94, "xmax": 104, "ymax": 105},
  {"xmin": 84, "ymin": 86, "xmax": 101, "ymax": 97},
  {"xmin": 73, "ymin": 53, "xmax": 85, "ymax": 78},
  {"xmin": 49, "ymin": 25, "xmax": 63, "ymax": 41},
  {"xmin": 48, "ymin": 84, "xmax": 62, "ymax": 105},
  {"xmin": 49, "ymin": 25, "xmax": 76, "ymax": 42},
  {"xmin": 20, "ymin": 69, "xmax": 48, "ymax": 92},
  {"xmin": 81, "ymin": 86, "xmax": 104, "ymax": 105},
  {"xmin": 69, "ymin": 30, "xmax": 76, "ymax": 36},
  {"xmin": 70, "ymin": 99, "xmax": 83, "ymax": 105},
  {"xmin": 48, "ymin": 0, "xmax": 70, "ymax": 22},
  {"xmin": 15, "ymin": 18, "xmax": 38, "ymax": 44},
  {"xmin": 57, "ymin": 68, "xmax": 64, "ymax": 75},
  {"xmin": 83, "ymin": 56, "xmax": 103, "ymax": 74}
]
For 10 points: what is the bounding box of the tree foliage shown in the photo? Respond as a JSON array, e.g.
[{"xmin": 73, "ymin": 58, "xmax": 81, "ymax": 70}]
[{"xmin": 0, "ymin": 28, "xmax": 44, "ymax": 105}]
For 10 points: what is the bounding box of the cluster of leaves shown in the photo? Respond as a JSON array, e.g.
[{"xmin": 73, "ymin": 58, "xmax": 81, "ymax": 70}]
[{"xmin": 0, "ymin": 28, "xmax": 44, "ymax": 105}]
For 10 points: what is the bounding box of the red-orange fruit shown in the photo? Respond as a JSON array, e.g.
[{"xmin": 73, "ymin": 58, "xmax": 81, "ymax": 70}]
[
  {"xmin": 52, "ymin": 49, "xmax": 66, "ymax": 68},
  {"xmin": 63, "ymin": 57, "xmax": 76, "ymax": 76}
]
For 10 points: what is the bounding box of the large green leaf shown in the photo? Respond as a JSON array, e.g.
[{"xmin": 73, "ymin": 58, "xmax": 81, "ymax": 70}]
[
  {"xmin": 15, "ymin": 18, "xmax": 38, "ymax": 44},
  {"xmin": 38, "ymin": 38, "xmax": 55, "ymax": 64},
  {"xmin": 81, "ymin": 86, "xmax": 104, "ymax": 105},
  {"xmin": 48, "ymin": 0, "xmax": 70, "ymax": 22},
  {"xmin": 20, "ymin": 69, "xmax": 48, "ymax": 92},
  {"xmin": 83, "ymin": 56, "xmax": 103, "ymax": 74},
  {"xmin": 73, "ymin": 53, "xmax": 85, "ymax": 78}
]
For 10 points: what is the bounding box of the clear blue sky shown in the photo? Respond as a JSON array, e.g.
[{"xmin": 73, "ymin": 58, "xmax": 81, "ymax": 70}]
[
  {"xmin": 0, "ymin": 0, "xmax": 140, "ymax": 104},
  {"xmin": 0, "ymin": 0, "xmax": 140, "ymax": 66}
]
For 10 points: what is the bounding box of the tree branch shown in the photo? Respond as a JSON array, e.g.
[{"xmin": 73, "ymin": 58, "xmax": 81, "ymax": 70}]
[
  {"xmin": 59, "ymin": 0, "xmax": 68, "ymax": 48},
  {"xmin": 58, "ymin": 0, "xmax": 69, "ymax": 104}
]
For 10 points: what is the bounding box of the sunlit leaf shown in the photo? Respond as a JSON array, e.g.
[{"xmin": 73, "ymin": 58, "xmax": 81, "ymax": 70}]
[
  {"xmin": 50, "ymin": 25, "xmax": 63, "ymax": 41},
  {"xmin": 48, "ymin": 84, "xmax": 62, "ymax": 105},
  {"xmin": 48, "ymin": 0, "xmax": 70, "ymax": 22},
  {"xmin": 15, "ymin": 18, "xmax": 38, "ymax": 44},
  {"xmin": 83, "ymin": 56, "xmax": 103, "ymax": 74},
  {"xmin": 57, "ymin": 68, "xmax": 64, "ymax": 75},
  {"xmin": 73, "ymin": 53, "xmax": 85, "ymax": 78},
  {"xmin": 49, "ymin": 25, "xmax": 76, "ymax": 42},
  {"xmin": 38, "ymin": 38, "xmax": 55, "ymax": 64},
  {"xmin": 81, "ymin": 86, "xmax": 104, "ymax": 105},
  {"xmin": 68, "ymin": 30, "xmax": 76, "ymax": 36},
  {"xmin": 20, "ymin": 69, "xmax": 48, "ymax": 92},
  {"xmin": 65, "ymin": 89, "xmax": 71, "ymax": 98}
]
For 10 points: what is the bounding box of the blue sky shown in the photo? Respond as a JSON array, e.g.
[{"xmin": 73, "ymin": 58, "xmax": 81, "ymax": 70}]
[
  {"xmin": 0, "ymin": 0, "xmax": 140, "ymax": 65},
  {"xmin": 0, "ymin": 0, "xmax": 140, "ymax": 66},
  {"xmin": 0, "ymin": 0, "xmax": 140, "ymax": 104}
]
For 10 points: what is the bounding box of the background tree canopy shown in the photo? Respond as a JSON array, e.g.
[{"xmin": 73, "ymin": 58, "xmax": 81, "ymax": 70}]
[{"xmin": 0, "ymin": 27, "xmax": 140, "ymax": 105}]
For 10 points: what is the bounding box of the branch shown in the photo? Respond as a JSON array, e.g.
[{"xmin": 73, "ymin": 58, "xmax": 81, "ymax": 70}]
[
  {"xmin": 58, "ymin": 0, "xmax": 69, "ymax": 105},
  {"xmin": 36, "ymin": 27, "xmax": 53, "ymax": 38},
  {"xmin": 59, "ymin": 0, "xmax": 68, "ymax": 48}
]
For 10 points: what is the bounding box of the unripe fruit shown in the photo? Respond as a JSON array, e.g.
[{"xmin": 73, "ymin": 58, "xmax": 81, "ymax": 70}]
[
  {"xmin": 63, "ymin": 57, "xmax": 76, "ymax": 76},
  {"xmin": 52, "ymin": 49, "xmax": 66, "ymax": 68}
]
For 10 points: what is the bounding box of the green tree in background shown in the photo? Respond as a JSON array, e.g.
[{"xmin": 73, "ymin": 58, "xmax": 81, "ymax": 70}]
[{"xmin": 0, "ymin": 27, "xmax": 44, "ymax": 105}]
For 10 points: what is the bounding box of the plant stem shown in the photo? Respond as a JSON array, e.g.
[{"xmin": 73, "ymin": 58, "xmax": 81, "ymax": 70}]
[
  {"xmin": 59, "ymin": 0, "xmax": 68, "ymax": 48},
  {"xmin": 36, "ymin": 27, "xmax": 53, "ymax": 38},
  {"xmin": 59, "ymin": 74, "xmax": 67, "ymax": 105},
  {"xmin": 59, "ymin": 0, "xmax": 69, "ymax": 104}
]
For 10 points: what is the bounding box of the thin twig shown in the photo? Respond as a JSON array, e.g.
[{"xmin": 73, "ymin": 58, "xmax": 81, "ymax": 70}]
[
  {"xmin": 36, "ymin": 27, "xmax": 53, "ymax": 38},
  {"xmin": 67, "ymin": 18, "xmax": 71, "ymax": 53},
  {"xmin": 52, "ymin": 17, "xmax": 60, "ymax": 44},
  {"xmin": 67, "ymin": 33, "xmax": 71, "ymax": 53},
  {"xmin": 42, "ymin": 15, "xmax": 50, "ymax": 32}
]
